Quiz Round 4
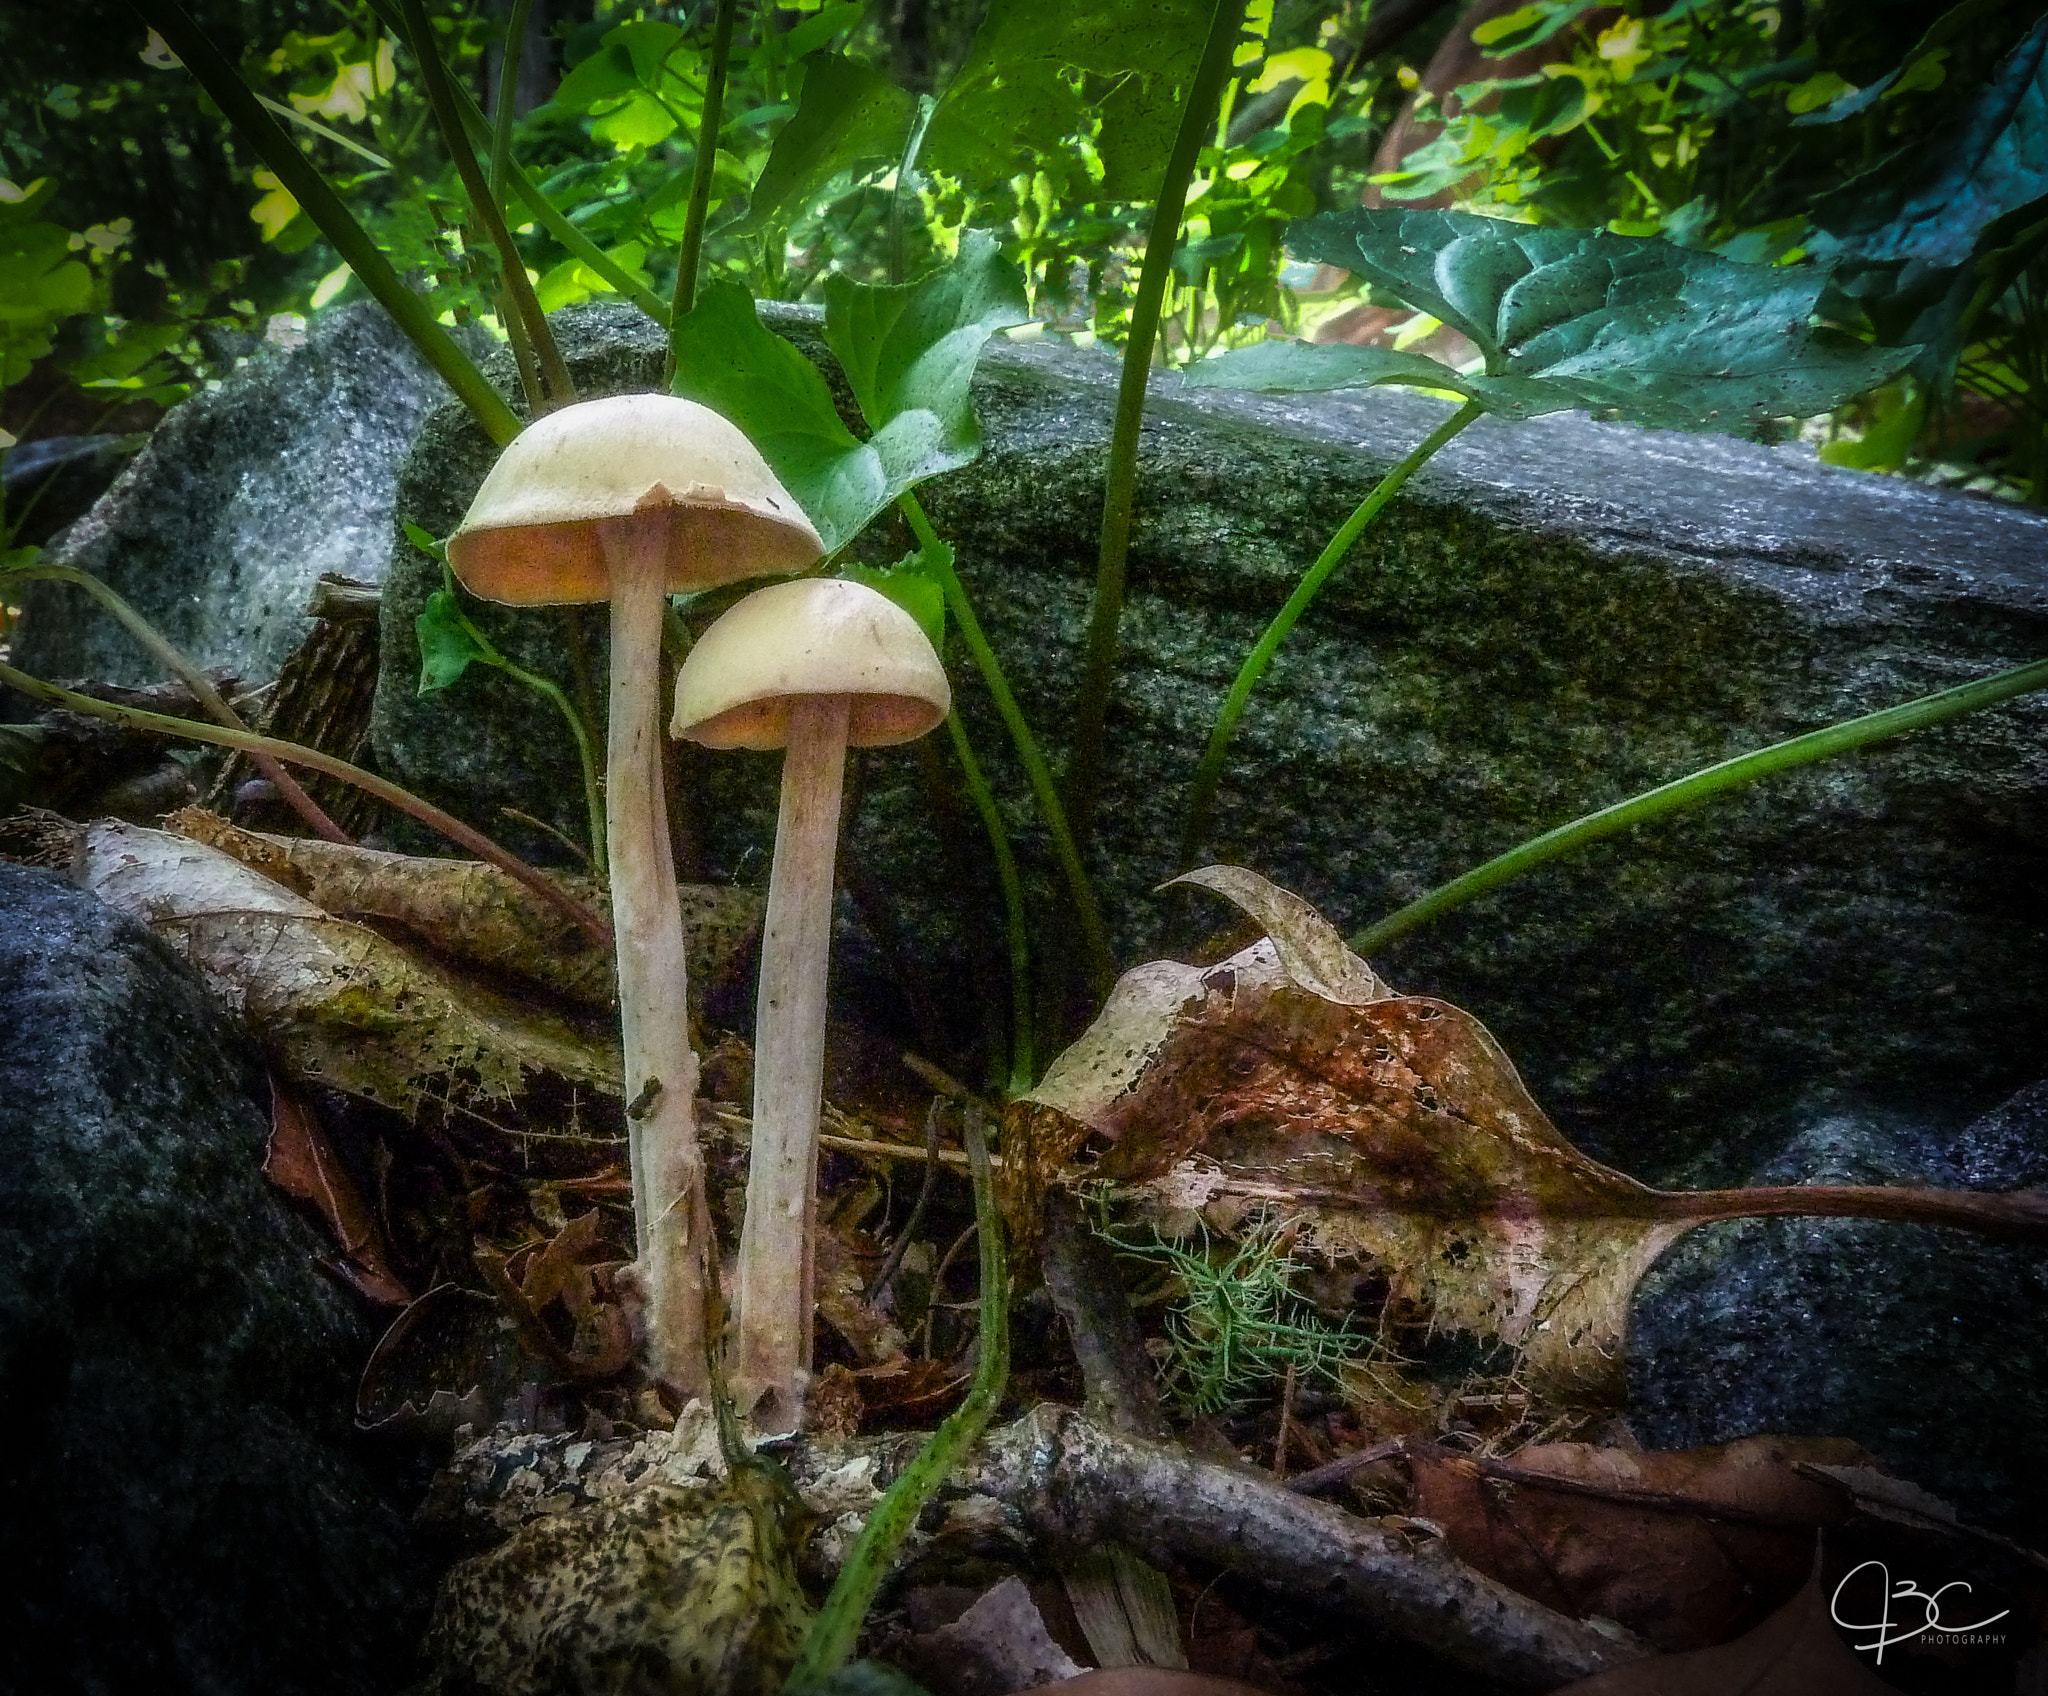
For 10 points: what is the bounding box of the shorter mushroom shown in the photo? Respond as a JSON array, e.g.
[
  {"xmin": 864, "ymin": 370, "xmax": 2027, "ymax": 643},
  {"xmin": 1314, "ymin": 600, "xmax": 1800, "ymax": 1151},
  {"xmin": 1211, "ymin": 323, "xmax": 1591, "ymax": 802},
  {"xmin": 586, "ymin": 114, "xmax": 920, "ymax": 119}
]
[{"xmin": 671, "ymin": 577, "xmax": 950, "ymax": 1428}]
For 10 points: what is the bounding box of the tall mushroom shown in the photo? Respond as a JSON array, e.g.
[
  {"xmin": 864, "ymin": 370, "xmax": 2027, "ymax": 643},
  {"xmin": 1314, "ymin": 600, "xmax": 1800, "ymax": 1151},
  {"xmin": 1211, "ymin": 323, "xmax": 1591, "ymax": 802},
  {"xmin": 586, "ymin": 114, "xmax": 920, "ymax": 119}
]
[
  {"xmin": 671, "ymin": 577, "xmax": 950, "ymax": 1428},
  {"xmin": 448, "ymin": 393, "xmax": 821, "ymax": 1394}
]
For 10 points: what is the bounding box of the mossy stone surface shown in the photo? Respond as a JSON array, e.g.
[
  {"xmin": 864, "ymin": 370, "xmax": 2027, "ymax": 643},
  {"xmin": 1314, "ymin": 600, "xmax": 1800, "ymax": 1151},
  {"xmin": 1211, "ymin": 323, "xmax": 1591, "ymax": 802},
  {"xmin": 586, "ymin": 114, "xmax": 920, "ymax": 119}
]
[{"xmin": 372, "ymin": 302, "xmax": 2048, "ymax": 1180}]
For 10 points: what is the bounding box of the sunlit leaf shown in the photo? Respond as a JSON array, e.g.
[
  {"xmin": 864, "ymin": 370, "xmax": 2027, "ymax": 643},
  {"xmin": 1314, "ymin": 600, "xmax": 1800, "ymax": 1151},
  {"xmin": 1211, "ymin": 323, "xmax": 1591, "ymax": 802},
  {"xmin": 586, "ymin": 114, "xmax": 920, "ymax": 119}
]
[
  {"xmin": 744, "ymin": 54, "xmax": 915, "ymax": 233},
  {"xmin": 1191, "ymin": 208, "xmax": 1914, "ymax": 430}
]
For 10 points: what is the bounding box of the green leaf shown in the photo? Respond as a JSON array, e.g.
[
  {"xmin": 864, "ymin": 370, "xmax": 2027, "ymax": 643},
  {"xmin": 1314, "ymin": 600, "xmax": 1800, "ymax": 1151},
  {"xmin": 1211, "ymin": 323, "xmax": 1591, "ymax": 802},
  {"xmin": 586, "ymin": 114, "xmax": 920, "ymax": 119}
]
[
  {"xmin": 1470, "ymin": 0, "xmax": 1601, "ymax": 56},
  {"xmin": 1186, "ymin": 339, "xmax": 1463, "ymax": 395},
  {"xmin": 781, "ymin": 1, "xmax": 864, "ymax": 59},
  {"xmin": 402, "ymin": 522, "xmax": 448, "ymax": 560},
  {"xmin": 1278, "ymin": 208, "xmax": 1916, "ymax": 431},
  {"xmin": 923, "ymin": 0, "xmax": 1213, "ymax": 199},
  {"xmin": 822, "ymin": 228, "xmax": 1030, "ymax": 452},
  {"xmin": 415, "ymin": 589, "xmax": 490, "ymax": 693},
  {"xmin": 744, "ymin": 55, "xmax": 915, "ymax": 233},
  {"xmin": 840, "ymin": 546, "xmax": 948, "ymax": 649},
  {"xmin": 1810, "ymin": 15, "xmax": 2048, "ymax": 266},
  {"xmin": 670, "ymin": 241, "xmax": 1026, "ymax": 555}
]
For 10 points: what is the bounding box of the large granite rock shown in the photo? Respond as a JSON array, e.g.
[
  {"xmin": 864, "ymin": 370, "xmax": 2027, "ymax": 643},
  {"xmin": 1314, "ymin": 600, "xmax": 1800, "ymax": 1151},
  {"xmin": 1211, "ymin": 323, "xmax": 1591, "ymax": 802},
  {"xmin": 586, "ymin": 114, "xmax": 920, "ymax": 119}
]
[
  {"xmin": 12, "ymin": 303, "xmax": 450, "ymax": 694},
  {"xmin": 1628, "ymin": 1083, "xmax": 2048, "ymax": 1536},
  {"xmin": 0, "ymin": 867, "xmax": 428, "ymax": 1695},
  {"xmin": 371, "ymin": 302, "xmax": 2048, "ymax": 1180}
]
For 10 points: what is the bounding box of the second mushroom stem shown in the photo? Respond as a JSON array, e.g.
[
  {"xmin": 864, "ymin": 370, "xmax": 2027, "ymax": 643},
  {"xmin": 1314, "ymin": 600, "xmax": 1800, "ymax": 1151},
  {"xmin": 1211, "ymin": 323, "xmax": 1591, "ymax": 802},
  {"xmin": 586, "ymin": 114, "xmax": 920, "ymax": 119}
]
[
  {"xmin": 734, "ymin": 691, "xmax": 852, "ymax": 1426},
  {"xmin": 600, "ymin": 510, "xmax": 710, "ymax": 1397}
]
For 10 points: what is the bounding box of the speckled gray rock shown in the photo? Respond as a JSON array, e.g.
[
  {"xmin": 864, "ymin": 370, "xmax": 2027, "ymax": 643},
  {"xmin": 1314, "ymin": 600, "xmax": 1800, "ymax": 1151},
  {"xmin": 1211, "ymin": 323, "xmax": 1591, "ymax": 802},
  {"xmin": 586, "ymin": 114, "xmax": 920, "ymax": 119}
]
[
  {"xmin": 1627, "ymin": 1086, "xmax": 2048, "ymax": 1536},
  {"xmin": 371, "ymin": 302, "xmax": 2048, "ymax": 1176},
  {"xmin": 12, "ymin": 302, "xmax": 451, "ymax": 692},
  {"xmin": 0, "ymin": 867, "xmax": 427, "ymax": 1696}
]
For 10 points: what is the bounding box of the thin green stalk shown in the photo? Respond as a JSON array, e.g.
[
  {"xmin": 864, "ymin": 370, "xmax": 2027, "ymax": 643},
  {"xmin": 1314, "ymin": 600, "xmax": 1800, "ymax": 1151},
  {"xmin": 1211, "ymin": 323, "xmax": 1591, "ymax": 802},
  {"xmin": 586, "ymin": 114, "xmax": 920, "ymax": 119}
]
[
  {"xmin": 441, "ymin": 564, "xmax": 608, "ymax": 882},
  {"xmin": 900, "ymin": 493, "xmax": 1113, "ymax": 995},
  {"xmin": 945, "ymin": 711, "xmax": 1032, "ymax": 1096},
  {"xmin": 125, "ymin": 0, "xmax": 520, "ymax": 447},
  {"xmin": 399, "ymin": 0, "xmax": 573, "ymax": 406},
  {"xmin": 6, "ymin": 561, "xmax": 350, "ymax": 845},
  {"xmin": 361, "ymin": 0, "xmax": 673, "ymax": 325},
  {"xmin": 1066, "ymin": 0, "xmax": 1249, "ymax": 847},
  {"xmin": 785, "ymin": 1106, "xmax": 1007, "ymax": 1689},
  {"xmin": 666, "ymin": 0, "xmax": 742, "ymax": 374},
  {"xmin": 1179, "ymin": 399, "xmax": 1484, "ymax": 868},
  {"xmin": 889, "ymin": 93, "xmax": 938, "ymax": 286},
  {"xmin": 0, "ymin": 659, "xmax": 613, "ymax": 947},
  {"xmin": 487, "ymin": 0, "xmax": 535, "ymax": 205},
  {"xmin": 1351, "ymin": 655, "xmax": 2048, "ymax": 956}
]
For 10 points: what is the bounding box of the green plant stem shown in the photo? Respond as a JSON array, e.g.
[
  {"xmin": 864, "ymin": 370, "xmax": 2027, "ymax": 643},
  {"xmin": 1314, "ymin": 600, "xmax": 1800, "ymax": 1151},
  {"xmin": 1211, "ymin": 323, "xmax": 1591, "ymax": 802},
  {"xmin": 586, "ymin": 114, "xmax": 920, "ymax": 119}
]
[
  {"xmin": 1351, "ymin": 655, "xmax": 2048, "ymax": 957},
  {"xmin": 359, "ymin": 0, "xmax": 673, "ymax": 326},
  {"xmin": 5, "ymin": 562, "xmax": 351, "ymax": 844},
  {"xmin": 1066, "ymin": 0, "xmax": 1249, "ymax": 849},
  {"xmin": 441, "ymin": 565, "xmax": 608, "ymax": 882},
  {"xmin": 0, "ymin": 659, "xmax": 613, "ymax": 947},
  {"xmin": 945, "ymin": 711, "xmax": 1032, "ymax": 1095},
  {"xmin": 126, "ymin": 0, "xmax": 520, "ymax": 447},
  {"xmin": 666, "ymin": 0, "xmax": 741, "ymax": 370},
  {"xmin": 399, "ymin": 0, "xmax": 573, "ymax": 407},
  {"xmin": 488, "ymin": 0, "xmax": 534, "ymax": 205},
  {"xmin": 889, "ymin": 93, "xmax": 938, "ymax": 286},
  {"xmin": 1180, "ymin": 399, "xmax": 1483, "ymax": 868},
  {"xmin": 899, "ymin": 493, "xmax": 1113, "ymax": 995},
  {"xmin": 785, "ymin": 1106, "xmax": 1008, "ymax": 1690}
]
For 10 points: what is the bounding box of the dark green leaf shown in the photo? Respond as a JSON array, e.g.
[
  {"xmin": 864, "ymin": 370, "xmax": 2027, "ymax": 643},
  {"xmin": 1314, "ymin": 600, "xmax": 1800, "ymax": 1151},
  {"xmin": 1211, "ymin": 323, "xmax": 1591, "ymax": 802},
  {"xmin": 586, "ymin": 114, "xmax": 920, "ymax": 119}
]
[
  {"xmin": 744, "ymin": 55, "xmax": 915, "ymax": 233},
  {"xmin": 1276, "ymin": 208, "xmax": 1915, "ymax": 430},
  {"xmin": 782, "ymin": 1, "xmax": 864, "ymax": 60},
  {"xmin": 1810, "ymin": 16, "xmax": 2048, "ymax": 266},
  {"xmin": 840, "ymin": 546, "xmax": 948, "ymax": 648},
  {"xmin": 416, "ymin": 590, "xmax": 490, "ymax": 693},
  {"xmin": 1185, "ymin": 339, "xmax": 1463, "ymax": 395}
]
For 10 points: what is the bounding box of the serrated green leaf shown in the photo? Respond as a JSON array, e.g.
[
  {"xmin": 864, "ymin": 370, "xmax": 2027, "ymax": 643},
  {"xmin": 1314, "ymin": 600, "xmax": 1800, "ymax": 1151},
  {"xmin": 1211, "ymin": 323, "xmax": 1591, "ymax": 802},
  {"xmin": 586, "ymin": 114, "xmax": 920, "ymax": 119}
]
[
  {"xmin": 1279, "ymin": 208, "xmax": 1915, "ymax": 430},
  {"xmin": 840, "ymin": 547, "xmax": 948, "ymax": 648},
  {"xmin": 416, "ymin": 589, "xmax": 489, "ymax": 693},
  {"xmin": 744, "ymin": 55, "xmax": 915, "ymax": 233},
  {"xmin": 1185, "ymin": 339, "xmax": 1464, "ymax": 395}
]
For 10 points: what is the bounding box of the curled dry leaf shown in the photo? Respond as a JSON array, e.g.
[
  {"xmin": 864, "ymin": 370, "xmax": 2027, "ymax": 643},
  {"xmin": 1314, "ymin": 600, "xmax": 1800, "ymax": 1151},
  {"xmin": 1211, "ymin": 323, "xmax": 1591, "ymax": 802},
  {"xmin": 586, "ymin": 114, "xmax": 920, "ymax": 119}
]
[
  {"xmin": 1406, "ymin": 1434, "xmax": 1870, "ymax": 1650},
  {"xmin": 263, "ymin": 1076, "xmax": 410, "ymax": 1306},
  {"xmin": 167, "ymin": 806, "xmax": 761, "ymax": 1013},
  {"xmin": 1020, "ymin": 867, "xmax": 2048, "ymax": 1402},
  {"xmin": 77, "ymin": 820, "xmax": 620, "ymax": 1113}
]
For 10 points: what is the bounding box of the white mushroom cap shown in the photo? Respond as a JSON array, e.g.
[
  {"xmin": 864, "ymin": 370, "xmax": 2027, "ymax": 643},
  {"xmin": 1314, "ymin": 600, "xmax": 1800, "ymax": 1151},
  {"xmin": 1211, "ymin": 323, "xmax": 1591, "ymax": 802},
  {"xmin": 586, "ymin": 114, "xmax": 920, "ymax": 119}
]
[
  {"xmin": 671, "ymin": 577, "xmax": 951, "ymax": 750},
  {"xmin": 447, "ymin": 393, "xmax": 823, "ymax": 605}
]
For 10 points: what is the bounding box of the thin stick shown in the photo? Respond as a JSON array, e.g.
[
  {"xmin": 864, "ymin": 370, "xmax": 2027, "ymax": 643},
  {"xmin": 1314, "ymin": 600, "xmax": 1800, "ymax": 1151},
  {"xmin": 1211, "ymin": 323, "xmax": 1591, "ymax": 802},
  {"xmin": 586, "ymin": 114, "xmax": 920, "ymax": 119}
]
[{"xmin": 0, "ymin": 658, "xmax": 610, "ymax": 946}]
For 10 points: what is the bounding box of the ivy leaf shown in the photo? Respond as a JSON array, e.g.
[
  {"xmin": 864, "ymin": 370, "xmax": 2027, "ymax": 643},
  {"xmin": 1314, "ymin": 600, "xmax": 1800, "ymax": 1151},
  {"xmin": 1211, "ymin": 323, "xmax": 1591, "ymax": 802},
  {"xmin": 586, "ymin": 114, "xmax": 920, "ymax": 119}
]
[
  {"xmin": 669, "ymin": 239, "xmax": 1026, "ymax": 554},
  {"xmin": 1192, "ymin": 209, "xmax": 1914, "ymax": 432},
  {"xmin": 923, "ymin": 0, "xmax": 1213, "ymax": 199},
  {"xmin": 744, "ymin": 55, "xmax": 915, "ymax": 233},
  {"xmin": 839, "ymin": 545, "xmax": 949, "ymax": 650},
  {"xmin": 823, "ymin": 228, "xmax": 1031, "ymax": 467},
  {"xmin": 416, "ymin": 589, "xmax": 490, "ymax": 694}
]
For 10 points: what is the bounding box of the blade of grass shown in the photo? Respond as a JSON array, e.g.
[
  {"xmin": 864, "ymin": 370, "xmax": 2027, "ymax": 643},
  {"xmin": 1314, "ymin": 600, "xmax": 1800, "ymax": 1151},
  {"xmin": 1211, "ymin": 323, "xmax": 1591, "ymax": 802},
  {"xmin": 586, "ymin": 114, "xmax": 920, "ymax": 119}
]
[
  {"xmin": 1065, "ymin": 0, "xmax": 1250, "ymax": 848},
  {"xmin": 1179, "ymin": 399, "xmax": 1484, "ymax": 868},
  {"xmin": 126, "ymin": 0, "xmax": 521, "ymax": 447},
  {"xmin": 1351, "ymin": 655, "xmax": 2048, "ymax": 956},
  {"xmin": 0, "ymin": 659, "xmax": 613, "ymax": 947},
  {"xmin": 783, "ymin": 1104, "xmax": 1008, "ymax": 1689}
]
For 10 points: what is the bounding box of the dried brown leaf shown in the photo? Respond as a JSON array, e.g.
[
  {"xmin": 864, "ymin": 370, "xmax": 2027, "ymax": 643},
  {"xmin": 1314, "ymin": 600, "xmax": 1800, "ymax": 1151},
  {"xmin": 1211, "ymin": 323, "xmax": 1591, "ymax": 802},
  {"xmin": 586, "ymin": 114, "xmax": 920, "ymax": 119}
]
[
  {"xmin": 1408, "ymin": 1434, "xmax": 1869, "ymax": 1649},
  {"xmin": 78, "ymin": 820, "xmax": 619, "ymax": 1114},
  {"xmin": 1549, "ymin": 1569, "xmax": 1898, "ymax": 1695},
  {"xmin": 1023, "ymin": 868, "xmax": 2048, "ymax": 1402},
  {"xmin": 263, "ymin": 1077, "xmax": 410, "ymax": 1306},
  {"xmin": 169, "ymin": 806, "xmax": 760, "ymax": 1012}
]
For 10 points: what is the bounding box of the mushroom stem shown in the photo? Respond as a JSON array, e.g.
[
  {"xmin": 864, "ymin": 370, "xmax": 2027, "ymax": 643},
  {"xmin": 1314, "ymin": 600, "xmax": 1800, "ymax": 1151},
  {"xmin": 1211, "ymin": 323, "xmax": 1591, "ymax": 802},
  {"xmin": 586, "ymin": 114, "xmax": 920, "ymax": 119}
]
[
  {"xmin": 734, "ymin": 690, "xmax": 852, "ymax": 1427},
  {"xmin": 598, "ymin": 509, "xmax": 710, "ymax": 1397}
]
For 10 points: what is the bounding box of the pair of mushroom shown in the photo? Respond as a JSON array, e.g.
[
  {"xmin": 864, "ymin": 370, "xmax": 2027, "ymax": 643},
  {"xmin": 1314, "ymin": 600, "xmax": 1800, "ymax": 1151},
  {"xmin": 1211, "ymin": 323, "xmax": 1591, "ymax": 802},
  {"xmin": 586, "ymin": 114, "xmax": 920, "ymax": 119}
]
[{"xmin": 448, "ymin": 394, "xmax": 949, "ymax": 1427}]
